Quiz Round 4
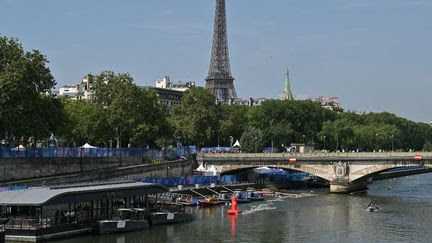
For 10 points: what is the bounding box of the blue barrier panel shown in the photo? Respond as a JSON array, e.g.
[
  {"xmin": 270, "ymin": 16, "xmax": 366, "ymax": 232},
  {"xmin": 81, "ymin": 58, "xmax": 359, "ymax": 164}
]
[
  {"xmin": 139, "ymin": 176, "xmax": 219, "ymax": 187},
  {"xmin": 0, "ymin": 147, "xmax": 189, "ymax": 159}
]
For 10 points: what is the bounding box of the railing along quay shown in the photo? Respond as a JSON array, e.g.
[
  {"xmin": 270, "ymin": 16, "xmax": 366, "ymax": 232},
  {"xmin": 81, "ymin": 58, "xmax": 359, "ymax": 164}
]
[{"xmin": 199, "ymin": 152, "xmax": 432, "ymax": 162}]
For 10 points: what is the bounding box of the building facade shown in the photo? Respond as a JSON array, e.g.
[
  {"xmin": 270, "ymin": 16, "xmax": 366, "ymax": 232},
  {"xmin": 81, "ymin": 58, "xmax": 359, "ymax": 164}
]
[
  {"xmin": 142, "ymin": 76, "xmax": 196, "ymax": 115},
  {"xmin": 57, "ymin": 74, "xmax": 94, "ymax": 100}
]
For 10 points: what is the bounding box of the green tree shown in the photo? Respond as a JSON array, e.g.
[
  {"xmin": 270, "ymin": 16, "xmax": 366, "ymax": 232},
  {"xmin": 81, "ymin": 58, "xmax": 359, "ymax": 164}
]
[
  {"xmin": 240, "ymin": 126, "xmax": 264, "ymax": 153},
  {"xmin": 171, "ymin": 87, "xmax": 220, "ymax": 147},
  {"xmin": 60, "ymin": 99, "xmax": 111, "ymax": 147},
  {"xmin": 219, "ymin": 105, "xmax": 249, "ymax": 146},
  {"xmin": 0, "ymin": 36, "xmax": 58, "ymax": 143},
  {"xmin": 423, "ymin": 141, "xmax": 432, "ymax": 152},
  {"xmin": 249, "ymin": 99, "xmax": 335, "ymax": 150},
  {"xmin": 91, "ymin": 71, "xmax": 170, "ymax": 148}
]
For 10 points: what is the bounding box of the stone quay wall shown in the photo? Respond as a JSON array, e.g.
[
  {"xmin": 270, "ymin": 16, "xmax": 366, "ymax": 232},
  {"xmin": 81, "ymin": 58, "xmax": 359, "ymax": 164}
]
[{"xmin": 0, "ymin": 157, "xmax": 195, "ymax": 184}]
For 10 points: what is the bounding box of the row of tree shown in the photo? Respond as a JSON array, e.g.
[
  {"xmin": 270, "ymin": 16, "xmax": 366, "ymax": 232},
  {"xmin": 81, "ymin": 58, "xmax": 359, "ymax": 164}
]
[{"xmin": 1, "ymin": 36, "xmax": 432, "ymax": 151}]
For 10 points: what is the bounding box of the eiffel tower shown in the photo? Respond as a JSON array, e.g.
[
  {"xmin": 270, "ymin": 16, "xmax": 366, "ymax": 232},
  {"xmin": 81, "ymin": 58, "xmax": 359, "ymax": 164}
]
[{"xmin": 205, "ymin": 0, "xmax": 237, "ymax": 101}]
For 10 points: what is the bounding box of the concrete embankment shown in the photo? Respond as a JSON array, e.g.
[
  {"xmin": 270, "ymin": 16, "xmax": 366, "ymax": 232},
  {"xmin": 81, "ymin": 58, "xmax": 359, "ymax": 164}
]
[{"xmin": 0, "ymin": 158, "xmax": 196, "ymax": 186}]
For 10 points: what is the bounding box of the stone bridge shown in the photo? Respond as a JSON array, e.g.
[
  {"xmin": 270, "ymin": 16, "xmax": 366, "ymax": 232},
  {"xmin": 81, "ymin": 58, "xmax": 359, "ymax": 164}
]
[{"xmin": 197, "ymin": 152, "xmax": 432, "ymax": 193}]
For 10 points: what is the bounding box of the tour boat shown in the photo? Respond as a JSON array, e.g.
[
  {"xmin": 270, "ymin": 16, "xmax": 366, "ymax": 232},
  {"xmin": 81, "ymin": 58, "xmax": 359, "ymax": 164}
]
[
  {"xmin": 246, "ymin": 190, "xmax": 265, "ymax": 201},
  {"xmin": 233, "ymin": 190, "xmax": 252, "ymax": 204},
  {"xmin": 97, "ymin": 208, "xmax": 149, "ymax": 234},
  {"xmin": 199, "ymin": 197, "xmax": 224, "ymax": 206},
  {"xmin": 216, "ymin": 191, "xmax": 232, "ymax": 202},
  {"xmin": 178, "ymin": 195, "xmax": 200, "ymax": 206}
]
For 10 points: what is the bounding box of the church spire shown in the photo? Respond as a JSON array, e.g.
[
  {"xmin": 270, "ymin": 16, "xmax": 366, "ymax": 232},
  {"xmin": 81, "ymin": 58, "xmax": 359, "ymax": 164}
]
[{"xmin": 283, "ymin": 67, "xmax": 294, "ymax": 100}]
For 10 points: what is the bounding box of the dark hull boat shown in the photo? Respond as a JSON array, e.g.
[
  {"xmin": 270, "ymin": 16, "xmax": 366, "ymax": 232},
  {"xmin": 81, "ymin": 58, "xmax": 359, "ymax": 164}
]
[
  {"xmin": 97, "ymin": 219, "xmax": 150, "ymax": 234},
  {"xmin": 199, "ymin": 200, "xmax": 224, "ymax": 206},
  {"xmin": 149, "ymin": 212, "xmax": 193, "ymax": 226},
  {"xmin": 247, "ymin": 190, "xmax": 265, "ymax": 202},
  {"xmin": 97, "ymin": 208, "xmax": 149, "ymax": 234}
]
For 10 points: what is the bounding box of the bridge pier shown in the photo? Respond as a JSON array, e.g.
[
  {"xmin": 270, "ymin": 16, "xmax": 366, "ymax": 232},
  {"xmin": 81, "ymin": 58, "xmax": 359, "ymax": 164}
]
[{"xmin": 330, "ymin": 180, "xmax": 369, "ymax": 193}]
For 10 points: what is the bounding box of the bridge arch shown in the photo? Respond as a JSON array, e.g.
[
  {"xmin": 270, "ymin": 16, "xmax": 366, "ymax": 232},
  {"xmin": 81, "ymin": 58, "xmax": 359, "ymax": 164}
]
[
  {"xmin": 208, "ymin": 163, "xmax": 334, "ymax": 182},
  {"xmin": 350, "ymin": 162, "xmax": 423, "ymax": 182}
]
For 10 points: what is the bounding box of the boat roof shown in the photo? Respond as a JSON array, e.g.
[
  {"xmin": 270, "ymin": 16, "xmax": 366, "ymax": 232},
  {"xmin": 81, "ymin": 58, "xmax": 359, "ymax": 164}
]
[
  {"xmin": 0, "ymin": 182, "xmax": 168, "ymax": 207},
  {"xmin": 132, "ymin": 208, "xmax": 146, "ymax": 212},
  {"xmin": 117, "ymin": 208, "xmax": 134, "ymax": 211}
]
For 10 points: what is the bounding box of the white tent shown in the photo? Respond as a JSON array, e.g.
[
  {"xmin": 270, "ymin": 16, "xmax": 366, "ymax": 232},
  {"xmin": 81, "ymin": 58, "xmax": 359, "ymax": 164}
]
[
  {"xmin": 233, "ymin": 140, "xmax": 241, "ymax": 147},
  {"xmin": 256, "ymin": 166, "xmax": 271, "ymax": 171},
  {"xmin": 195, "ymin": 164, "xmax": 208, "ymax": 172},
  {"xmin": 207, "ymin": 165, "xmax": 219, "ymax": 176},
  {"xmin": 13, "ymin": 144, "xmax": 26, "ymax": 151},
  {"xmin": 79, "ymin": 143, "xmax": 97, "ymax": 149}
]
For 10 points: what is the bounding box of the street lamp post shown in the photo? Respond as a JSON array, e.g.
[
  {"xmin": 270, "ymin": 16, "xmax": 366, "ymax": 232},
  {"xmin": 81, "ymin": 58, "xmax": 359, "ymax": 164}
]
[
  {"xmin": 375, "ymin": 133, "xmax": 379, "ymax": 152},
  {"xmin": 323, "ymin": 136, "xmax": 326, "ymax": 151},
  {"xmin": 166, "ymin": 166, "xmax": 171, "ymax": 178}
]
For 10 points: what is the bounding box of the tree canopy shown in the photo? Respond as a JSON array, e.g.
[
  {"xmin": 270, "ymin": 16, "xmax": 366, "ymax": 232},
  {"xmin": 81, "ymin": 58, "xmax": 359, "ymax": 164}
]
[
  {"xmin": 2, "ymin": 35, "xmax": 432, "ymax": 151},
  {"xmin": 171, "ymin": 87, "xmax": 221, "ymax": 147},
  {"xmin": 0, "ymin": 36, "xmax": 59, "ymax": 142}
]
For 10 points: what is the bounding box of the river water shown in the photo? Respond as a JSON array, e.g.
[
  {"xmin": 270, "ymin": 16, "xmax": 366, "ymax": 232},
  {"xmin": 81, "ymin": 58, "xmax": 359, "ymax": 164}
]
[{"xmin": 53, "ymin": 173, "xmax": 432, "ymax": 243}]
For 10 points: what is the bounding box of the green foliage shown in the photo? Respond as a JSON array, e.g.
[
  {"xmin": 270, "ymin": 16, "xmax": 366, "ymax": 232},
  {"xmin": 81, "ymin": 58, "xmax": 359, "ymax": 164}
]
[
  {"xmin": 0, "ymin": 36, "xmax": 58, "ymax": 142},
  {"xmin": 171, "ymin": 87, "xmax": 220, "ymax": 147},
  {"xmin": 249, "ymin": 99, "xmax": 335, "ymax": 150},
  {"xmin": 318, "ymin": 112, "xmax": 427, "ymax": 152},
  {"xmin": 2, "ymin": 37, "xmax": 432, "ymax": 152},
  {"xmin": 91, "ymin": 71, "xmax": 171, "ymax": 148},
  {"xmin": 219, "ymin": 105, "xmax": 249, "ymax": 146},
  {"xmin": 240, "ymin": 126, "xmax": 264, "ymax": 153},
  {"xmin": 423, "ymin": 141, "xmax": 432, "ymax": 152},
  {"xmin": 60, "ymin": 99, "xmax": 111, "ymax": 147}
]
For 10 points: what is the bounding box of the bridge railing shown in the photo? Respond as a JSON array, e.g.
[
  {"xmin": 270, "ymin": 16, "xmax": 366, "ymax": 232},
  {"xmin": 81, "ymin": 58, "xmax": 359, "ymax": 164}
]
[{"xmin": 199, "ymin": 152, "xmax": 432, "ymax": 159}]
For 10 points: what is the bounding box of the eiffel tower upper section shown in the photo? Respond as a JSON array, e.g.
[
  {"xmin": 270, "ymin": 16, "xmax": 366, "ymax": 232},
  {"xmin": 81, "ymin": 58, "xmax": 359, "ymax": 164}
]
[{"xmin": 205, "ymin": 0, "xmax": 237, "ymax": 101}]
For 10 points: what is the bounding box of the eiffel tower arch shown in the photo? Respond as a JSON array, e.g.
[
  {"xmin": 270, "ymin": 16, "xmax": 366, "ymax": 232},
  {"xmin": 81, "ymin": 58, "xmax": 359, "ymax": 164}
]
[{"xmin": 205, "ymin": 0, "xmax": 237, "ymax": 101}]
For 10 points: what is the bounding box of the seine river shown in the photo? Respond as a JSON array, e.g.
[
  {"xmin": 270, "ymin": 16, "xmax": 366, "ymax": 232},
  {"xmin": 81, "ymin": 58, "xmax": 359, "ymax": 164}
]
[{"xmin": 53, "ymin": 174, "xmax": 432, "ymax": 243}]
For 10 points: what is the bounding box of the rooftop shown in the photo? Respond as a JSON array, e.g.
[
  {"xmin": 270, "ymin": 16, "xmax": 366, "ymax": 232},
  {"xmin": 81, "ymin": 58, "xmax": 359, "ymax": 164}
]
[{"xmin": 0, "ymin": 182, "xmax": 167, "ymax": 207}]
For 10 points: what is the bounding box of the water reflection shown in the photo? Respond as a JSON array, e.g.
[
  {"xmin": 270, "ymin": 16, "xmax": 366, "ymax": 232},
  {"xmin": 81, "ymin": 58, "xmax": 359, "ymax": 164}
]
[{"xmin": 228, "ymin": 214, "xmax": 237, "ymax": 239}]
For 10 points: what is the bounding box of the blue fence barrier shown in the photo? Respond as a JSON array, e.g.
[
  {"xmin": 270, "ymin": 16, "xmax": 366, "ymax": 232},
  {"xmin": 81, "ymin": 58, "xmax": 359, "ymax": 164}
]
[
  {"xmin": 0, "ymin": 146, "xmax": 196, "ymax": 159},
  {"xmin": 140, "ymin": 176, "xmax": 218, "ymax": 187}
]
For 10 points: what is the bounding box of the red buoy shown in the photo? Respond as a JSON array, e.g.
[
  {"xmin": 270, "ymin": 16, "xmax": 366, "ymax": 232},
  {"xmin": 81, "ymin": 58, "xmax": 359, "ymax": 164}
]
[{"xmin": 227, "ymin": 195, "xmax": 241, "ymax": 215}]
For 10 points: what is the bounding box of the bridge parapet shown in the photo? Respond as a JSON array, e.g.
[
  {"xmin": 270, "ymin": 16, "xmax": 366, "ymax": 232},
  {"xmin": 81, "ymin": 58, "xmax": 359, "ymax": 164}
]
[
  {"xmin": 198, "ymin": 152, "xmax": 432, "ymax": 162},
  {"xmin": 198, "ymin": 152, "xmax": 432, "ymax": 193}
]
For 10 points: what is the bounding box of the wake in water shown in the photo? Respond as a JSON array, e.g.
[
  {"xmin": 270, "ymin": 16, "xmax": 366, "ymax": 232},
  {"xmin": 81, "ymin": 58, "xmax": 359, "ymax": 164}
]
[
  {"xmin": 242, "ymin": 203, "xmax": 276, "ymax": 215},
  {"xmin": 273, "ymin": 192, "xmax": 316, "ymax": 199},
  {"xmin": 267, "ymin": 197, "xmax": 283, "ymax": 203}
]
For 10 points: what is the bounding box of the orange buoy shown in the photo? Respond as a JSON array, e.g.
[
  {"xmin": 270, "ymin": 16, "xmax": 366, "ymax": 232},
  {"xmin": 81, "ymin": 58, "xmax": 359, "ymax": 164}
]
[{"xmin": 227, "ymin": 195, "xmax": 241, "ymax": 215}]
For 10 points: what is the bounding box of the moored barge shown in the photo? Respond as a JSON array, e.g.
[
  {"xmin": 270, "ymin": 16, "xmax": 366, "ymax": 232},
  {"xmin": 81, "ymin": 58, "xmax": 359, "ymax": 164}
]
[{"xmin": 0, "ymin": 182, "xmax": 168, "ymax": 242}]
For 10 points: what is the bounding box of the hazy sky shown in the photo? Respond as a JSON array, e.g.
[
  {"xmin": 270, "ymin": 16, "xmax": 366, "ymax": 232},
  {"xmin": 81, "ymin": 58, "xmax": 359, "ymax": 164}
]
[{"xmin": 1, "ymin": 0, "xmax": 431, "ymax": 122}]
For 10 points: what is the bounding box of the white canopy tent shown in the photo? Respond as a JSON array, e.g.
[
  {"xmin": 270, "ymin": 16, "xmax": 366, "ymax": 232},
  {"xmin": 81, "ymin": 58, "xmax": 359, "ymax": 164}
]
[
  {"xmin": 233, "ymin": 140, "xmax": 241, "ymax": 147},
  {"xmin": 12, "ymin": 144, "xmax": 26, "ymax": 151},
  {"xmin": 79, "ymin": 143, "xmax": 98, "ymax": 149},
  {"xmin": 256, "ymin": 166, "xmax": 271, "ymax": 171},
  {"xmin": 195, "ymin": 164, "xmax": 208, "ymax": 172},
  {"xmin": 207, "ymin": 165, "xmax": 219, "ymax": 176}
]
